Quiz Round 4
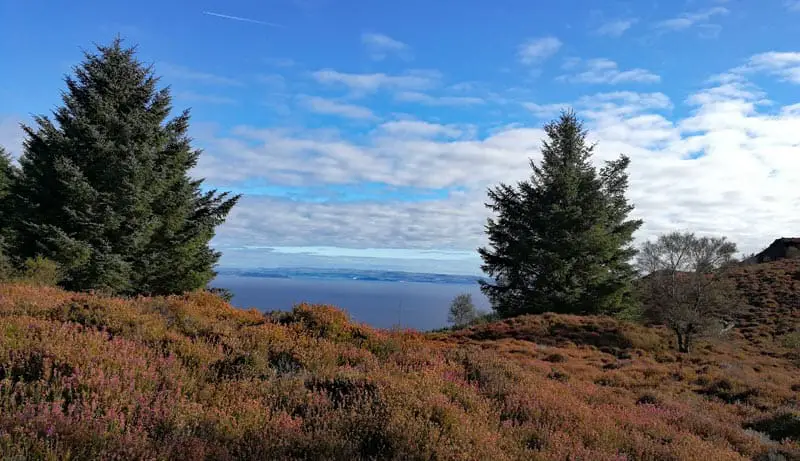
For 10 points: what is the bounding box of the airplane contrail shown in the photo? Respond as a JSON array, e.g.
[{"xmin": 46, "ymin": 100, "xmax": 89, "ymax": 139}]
[{"xmin": 203, "ymin": 11, "xmax": 285, "ymax": 28}]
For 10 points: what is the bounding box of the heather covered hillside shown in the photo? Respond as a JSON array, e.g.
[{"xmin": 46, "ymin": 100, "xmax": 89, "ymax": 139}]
[
  {"xmin": 728, "ymin": 259, "xmax": 800, "ymax": 352},
  {"xmin": 1, "ymin": 262, "xmax": 799, "ymax": 461}
]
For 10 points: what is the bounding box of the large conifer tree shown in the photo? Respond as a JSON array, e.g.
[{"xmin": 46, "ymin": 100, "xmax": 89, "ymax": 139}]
[
  {"xmin": 0, "ymin": 147, "xmax": 15, "ymax": 225},
  {"xmin": 13, "ymin": 39, "xmax": 239, "ymax": 294},
  {"xmin": 478, "ymin": 111, "xmax": 641, "ymax": 317},
  {"xmin": 0, "ymin": 147, "xmax": 17, "ymax": 274}
]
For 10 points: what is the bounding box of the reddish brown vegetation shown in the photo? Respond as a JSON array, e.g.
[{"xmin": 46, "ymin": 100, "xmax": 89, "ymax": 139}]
[
  {"xmin": 727, "ymin": 259, "xmax": 800, "ymax": 354},
  {"xmin": 0, "ymin": 260, "xmax": 799, "ymax": 460}
]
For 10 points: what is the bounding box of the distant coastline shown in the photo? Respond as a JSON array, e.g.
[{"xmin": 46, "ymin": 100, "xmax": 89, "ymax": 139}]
[{"xmin": 216, "ymin": 267, "xmax": 488, "ymax": 285}]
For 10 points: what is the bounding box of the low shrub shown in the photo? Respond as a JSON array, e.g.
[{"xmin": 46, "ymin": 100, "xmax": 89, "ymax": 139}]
[
  {"xmin": 780, "ymin": 332, "xmax": 800, "ymax": 349},
  {"xmin": 20, "ymin": 256, "xmax": 61, "ymax": 286},
  {"xmin": 746, "ymin": 411, "xmax": 800, "ymax": 442},
  {"xmin": 543, "ymin": 353, "xmax": 567, "ymax": 363}
]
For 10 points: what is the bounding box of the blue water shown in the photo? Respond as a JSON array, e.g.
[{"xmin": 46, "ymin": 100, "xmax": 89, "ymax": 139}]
[{"xmin": 211, "ymin": 275, "xmax": 492, "ymax": 331}]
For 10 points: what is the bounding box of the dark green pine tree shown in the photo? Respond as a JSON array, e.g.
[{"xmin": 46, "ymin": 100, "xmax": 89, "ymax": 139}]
[
  {"xmin": 0, "ymin": 147, "xmax": 18, "ymax": 275},
  {"xmin": 0, "ymin": 147, "xmax": 16, "ymax": 225},
  {"xmin": 478, "ymin": 111, "xmax": 642, "ymax": 317},
  {"xmin": 129, "ymin": 110, "xmax": 239, "ymax": 295},
  {"xmin": 13, "ymin": 39, "xmax": 239, "ymax": 295}
]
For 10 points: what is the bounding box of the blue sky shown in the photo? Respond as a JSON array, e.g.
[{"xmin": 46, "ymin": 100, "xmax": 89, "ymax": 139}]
[{"xmin": 2, "ymin": 0, "xmax": 800, "ymax": 274}]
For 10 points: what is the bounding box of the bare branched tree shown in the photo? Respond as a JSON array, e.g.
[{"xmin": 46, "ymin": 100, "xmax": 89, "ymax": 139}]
[{"xmin": 637, "ymin": 232, "xmax": 743, "ymax": 353}]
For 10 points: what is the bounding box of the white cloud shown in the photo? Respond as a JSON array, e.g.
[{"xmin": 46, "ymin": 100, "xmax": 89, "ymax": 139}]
[
  {"xmin": 782, "ymin": 103, "xmax": 800, "ymax": 115},
  {"xmin": 734, "ymin": 52, "xmax": 800, "ymax": 84},
  {"xmin": 559, "ymin": 58, "xmax": 661, "ymax": 84},
  {"xmin": 194, "ymin": 123, "xmax": 543, "ymax": 189},
  {"xmin": 447, "ymin": 82, "xmax": 478, "ymax": 92},
  {"xmin": 361, "ymin": 32, "xmax": 411, "ymax": 61},
  {"xmin": 197, "ymin": 49, "xmax": 800, "ymax": 263},
  {"xmin": 522, "ymin": 102, "xmax": 567, "ymax": 118},
  {"xmin": 376, "ymin": 120, "xmax": 464, "ymax": 139},
  {"xmin": 312, "ymin": 69, "xmax": 440, "ymax": 94},
  {"xmin": 579, "ymin": 91, "xmax": 673, "ymax": 112},
  {"xmin": 215, "ymin": 193, "xmax": 490, "ymax": 252},
  {"xmin": 655, "ymin": 7, "xmax": 728, "ymax": 32},
  {"xmin": 786, "ymin": 1, "xmax": 800, "ymax": 12},
  {"xmin": 594, "ymin": 18, "xmax": 638, "ymax": 37},
  {"xmin": 394, "ymin": 91, "xmax": 484, "ymax": 106},
  {"xmin": 518, "ymin": 37, "xmax": 562, "ymax": 65},
  {"xmin": 299, "ymin": 96, "xmax": 377, "ymax": 120}
]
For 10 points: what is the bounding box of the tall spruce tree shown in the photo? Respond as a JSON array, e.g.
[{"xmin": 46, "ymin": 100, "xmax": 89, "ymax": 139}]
[
  {"xmin": 12, "ymin": 39, "xmax": 239, "ymax": 295},
  {"xmin": 0, "ymin": 147, "xmax": 15, "ymax": 226},
  {"xmin": 0, "ymin": 147, "xmax": 18, "ymax": 275},
  {"xmin": 478, "ymin": 111, "xmax": 642, "ymax": 317}
]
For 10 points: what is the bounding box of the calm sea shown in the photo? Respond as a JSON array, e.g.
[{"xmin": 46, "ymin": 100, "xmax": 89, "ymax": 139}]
[{"xmin": 211, "ymin": 276, "xmax": 492, "ymax": 331}]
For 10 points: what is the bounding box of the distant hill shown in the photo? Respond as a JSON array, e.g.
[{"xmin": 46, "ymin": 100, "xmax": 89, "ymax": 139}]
[
  {"xmin": 217, "ymin": 267, "xmax": 489, "ymax": 285},
  {"xmin": 636, "ymin": 257, "xmax": 800, "ymax": 352},
  {"xmin": 743, "ymin": 237, "xmax": 800, "ymax": 264},
  {"xmin": 726, "ymin": 258, "xmax": 800, "ymax": 350}
]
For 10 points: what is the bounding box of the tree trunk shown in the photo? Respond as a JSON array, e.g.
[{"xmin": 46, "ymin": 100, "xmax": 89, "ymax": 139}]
[{"xmin": 675, "ymin": 330, "xmax": 690, "ymax": 353}]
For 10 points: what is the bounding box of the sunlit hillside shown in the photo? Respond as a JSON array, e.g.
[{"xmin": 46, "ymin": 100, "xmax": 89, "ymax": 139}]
[{"xmin": 1, "ymin": 260, "xmax": 799, "ymax": 460}]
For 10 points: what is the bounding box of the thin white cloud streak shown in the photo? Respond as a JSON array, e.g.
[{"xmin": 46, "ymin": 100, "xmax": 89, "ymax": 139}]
[
  {"xmin": 654, "ymin": 7, "xmax": 728, "ymax": 31},
  {"xmin": 312, "ymin": 69, "xmax": 440, "ymax": 94},
  {"xmin": 595, "ymin": 18, "xmax": 638, "ymax": 37},
  {"xmin": 300, "ymin": 96, "xmax": 377, "ymax": 120},
  {"xmin": 394, "ymin": 91, "xmax": 484, "ymax": 106},
  {"xmin": 522, "ymin": 103, "xmax": 569, "ymax": 118},
  {"xmin": 559, "ymin": 59, "xmax": 661, "ymax": 84},
  {"xmin": 203, "ymin": 11, "xmax": 285, "ymax": 28},
  {"xmin": 361, "ymin": 33, "xmax": 412, "ymax": 61},
  {"xmin": 376, "ymin": 120, "xmax": 464, "ymax": 139}
]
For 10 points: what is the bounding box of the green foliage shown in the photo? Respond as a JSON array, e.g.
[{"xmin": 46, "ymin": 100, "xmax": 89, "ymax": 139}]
[
  {"xmin": 0, "ymin": 248, "xmax": 13, "ymax": 282},
  {"xmin": 613, "ymin": 303, "xmax": 644, "ymax": 323},
  {"xmin": 478, "ymin": 111, "xmax": 642, "ymax": 318},
  {"xmin": 0, "ymin": 147, "xmax": 15, "ymax": 215},
  {"xmin": 448, "ymin": 293, "xmax": 479, "ymax": 327},
  {"xmin": 746, "ymin": 411, "xmax": 800, "ymax": 442},
  {"xmin": 785, "ymin": 246, "xmax": 800, "ymax": 260},
  {"xmin": 0, "ymin": 147, "xmax": 19, "ymax": 273},
  {"xmin": 20, "ymin": 256, "xmax": 62, "ymax": 286},
  {"xmin": 780, "ymin": 332, "xmax": 800, "ymax": 349},
  {"xmin": 10, "ymin": 38, "xmax": 239, "ymax": 295}
]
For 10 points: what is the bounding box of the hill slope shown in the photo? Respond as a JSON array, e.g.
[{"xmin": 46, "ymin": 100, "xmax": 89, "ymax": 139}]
[
  {"xmin": 727, "ymin": 259, "xmax": 800, "ymax": 351},
  {"xmin": 1, "ymin": 263, "xmax": 799, "ymax": 460}
]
